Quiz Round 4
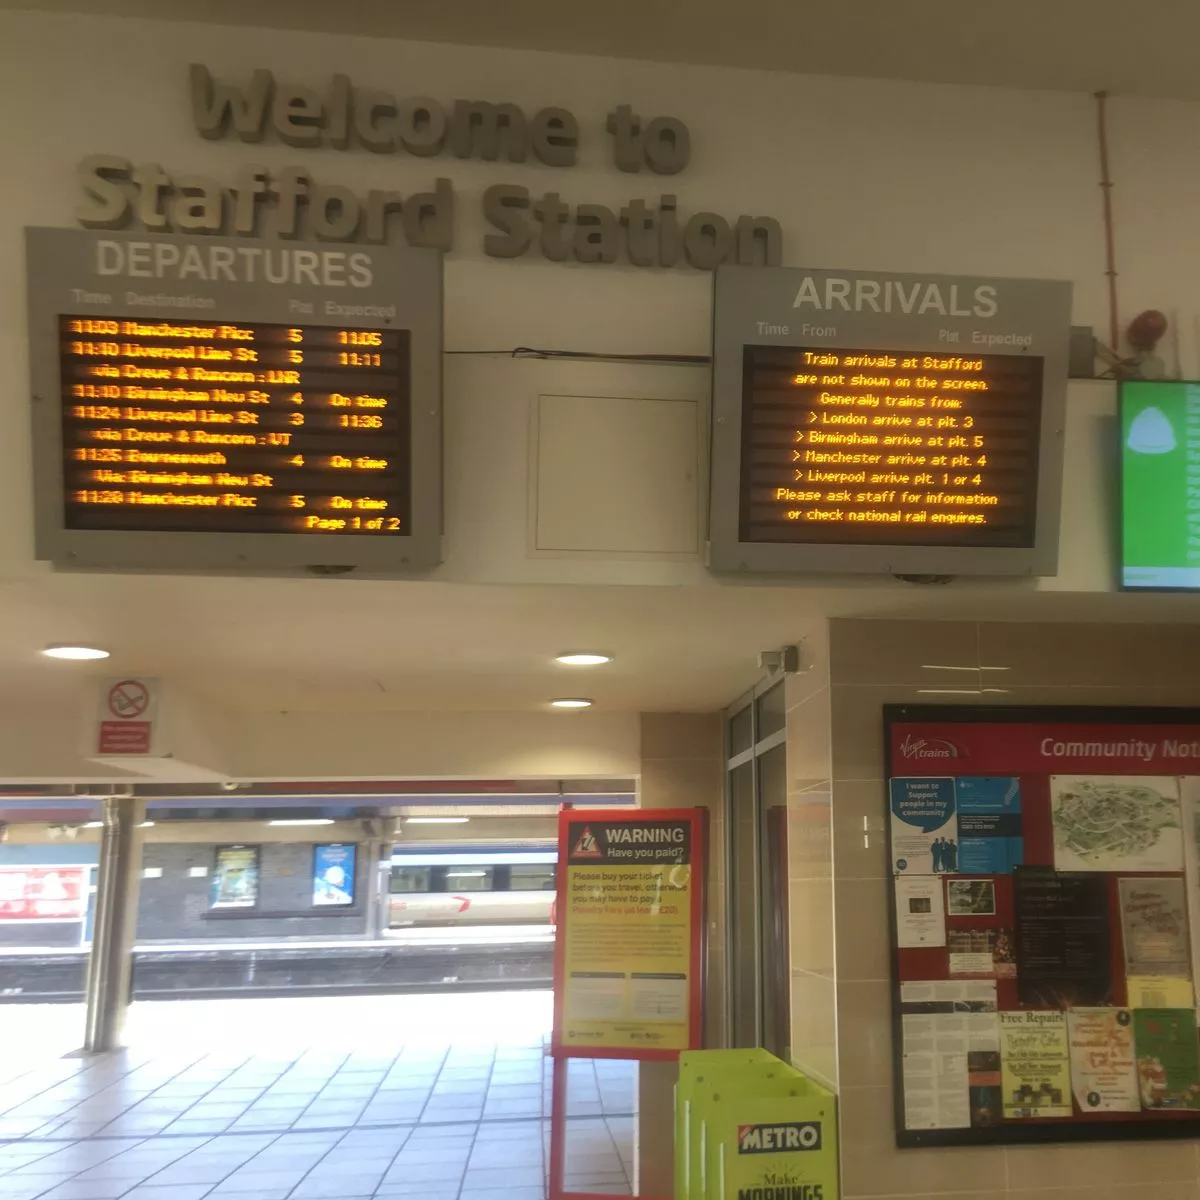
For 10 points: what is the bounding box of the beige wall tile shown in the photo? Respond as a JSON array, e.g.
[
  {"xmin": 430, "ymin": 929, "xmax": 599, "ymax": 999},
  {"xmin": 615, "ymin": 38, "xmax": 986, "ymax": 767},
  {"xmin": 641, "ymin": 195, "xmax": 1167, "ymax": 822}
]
[
  {"xmin": 789, "ymin": 876, "xmax": 835, "ymax": 977},
  {"xmin": 838, "ymin": 1085, "xmax": 1006, "ymax": 1197},
  {"xmin": 1006, "ymin": 1140, "xmax": 1199, "ymax": 1190},
  {"xmin": 640, "ymin": 756, "xmax": 723, "ymax": 810},
  {"xmin": 835, "ymin": 979, "xmax": 892, "ymax": 1091},
  {"xmin": 834, "ymin": 875, "xmax": 891, "ymax": 983},
  {"xmin": 790, "ymin": 969, "xmax": 838, "ymax": 1089},
  {"xmin": 975, "ymin": 684, "xmax": 1159, "ymax": 709},
  {"xmin": 831, "ymin": 683, "xmax": 932, "ymax": 781},
  {"xmin": 787, "ymin": 629, "xmax": 831, "ymax": 708},
  {"xmin": 831, "ymin": 619, "xmax": 980, "ymax": 685},
  {"xmin": 787, "ymin": 687, "xmax": 833, "ymax": 792},
  {"xmin": 1155, "ymin": 683, "xmax": 1200, "ymax": 707},
  {"xmin": 977, "ymin": 621, "xmax": 1161, "ymax": 687},
  {"xmin": 788, "ymin": 791, "xmax": 833, "ymax": 881},
  {"xmin": 844, "ymin": 1194, "xmax": 1004, "ymax": 1200},
  {"xmin": 1155, "ymin": 625, "xmax": 1200, "ymax": 689},
  {"xmin": 640, "ymin": 711, "xmax": 722, "ymax": 761},
  {"xmin": 832, "ymin": 779, "xmax": 889, "ymax": 880},
  {"xmin": 635, "ymin": 1060, "xmax": 676, "ymax": 1194},
  {"xmin": 1007, "ymin": 1188, "xmax": 1196, "ymax": 1200}
]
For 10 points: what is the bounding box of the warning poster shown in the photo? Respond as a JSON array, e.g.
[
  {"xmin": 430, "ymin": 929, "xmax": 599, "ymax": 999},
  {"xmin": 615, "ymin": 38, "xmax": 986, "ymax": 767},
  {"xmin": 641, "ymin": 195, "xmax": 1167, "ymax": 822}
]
[{"xmin": 553, "ymin": 808, "xmax": 704, "ymax": 1058}]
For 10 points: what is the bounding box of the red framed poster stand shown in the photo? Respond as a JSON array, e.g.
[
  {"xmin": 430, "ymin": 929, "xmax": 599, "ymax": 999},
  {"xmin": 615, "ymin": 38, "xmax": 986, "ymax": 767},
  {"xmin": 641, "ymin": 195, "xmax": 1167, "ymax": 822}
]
[{"xmin": 548, "ymin": 806, "xmax": 706, "ymax": 1200}]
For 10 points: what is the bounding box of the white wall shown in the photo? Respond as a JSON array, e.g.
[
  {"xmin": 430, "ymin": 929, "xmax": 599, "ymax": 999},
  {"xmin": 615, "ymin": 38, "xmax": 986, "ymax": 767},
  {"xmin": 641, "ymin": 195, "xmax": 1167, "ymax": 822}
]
[
  {"xmin": 0, "ymin": 9, "xmax": 1194, "ymax": 780},
  {"xmin": 0, "ymin": 7, "xmax": 1167, "ymax": 595}
]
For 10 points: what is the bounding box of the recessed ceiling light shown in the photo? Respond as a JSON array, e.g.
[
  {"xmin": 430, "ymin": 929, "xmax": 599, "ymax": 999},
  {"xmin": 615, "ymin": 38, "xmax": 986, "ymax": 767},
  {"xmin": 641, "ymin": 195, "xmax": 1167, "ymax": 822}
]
[
  {"xmin": 405, "ymin": 817, "xmax": 470, "ymax": 825},
  {"xmin": 42, "ymin": 644, "xmax": 110, "ymax": 661},
  {"xmin": 554, "ymin": 653, "xmax": 612, "ymax": 666},
  {"xmin": 267, "ymin": 818, "xmax": 335, "ymax": 826},
  {"xmin": 551, "ymin": 698, "xmax": 593, "ymax": 709}
]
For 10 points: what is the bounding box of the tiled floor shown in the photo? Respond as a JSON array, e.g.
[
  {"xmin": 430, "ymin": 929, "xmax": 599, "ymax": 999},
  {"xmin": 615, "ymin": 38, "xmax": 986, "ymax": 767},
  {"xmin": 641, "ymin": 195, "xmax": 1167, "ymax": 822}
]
[{"xmin": 0, "ymin": 993, "xmax": 635, "ymax": 1199}]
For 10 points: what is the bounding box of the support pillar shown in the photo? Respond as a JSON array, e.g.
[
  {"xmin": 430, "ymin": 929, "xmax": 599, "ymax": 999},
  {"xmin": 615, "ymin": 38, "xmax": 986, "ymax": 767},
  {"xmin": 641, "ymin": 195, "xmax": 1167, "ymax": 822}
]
[
  {"xmin": 83, "ymin": 796, "xmax": 145, "ymax": 1054},
  {"xmin": 636, "ymin": 713, "xmax": 724, "ymax": 1197}
]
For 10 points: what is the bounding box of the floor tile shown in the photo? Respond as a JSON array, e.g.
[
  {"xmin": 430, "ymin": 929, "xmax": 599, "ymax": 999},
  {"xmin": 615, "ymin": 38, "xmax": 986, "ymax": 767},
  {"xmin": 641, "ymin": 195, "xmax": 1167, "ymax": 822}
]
[{"xmin": 122, "ymin": 1188, "xmax": 215, "ymax": 1200}]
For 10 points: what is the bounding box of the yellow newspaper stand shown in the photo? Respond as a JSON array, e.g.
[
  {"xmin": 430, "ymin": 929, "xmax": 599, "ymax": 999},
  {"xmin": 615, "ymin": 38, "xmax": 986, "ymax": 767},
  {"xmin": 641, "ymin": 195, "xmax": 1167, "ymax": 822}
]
[{"xmin": 675, "ymin": 1050, "xmax": 837, "ymax": 1200}]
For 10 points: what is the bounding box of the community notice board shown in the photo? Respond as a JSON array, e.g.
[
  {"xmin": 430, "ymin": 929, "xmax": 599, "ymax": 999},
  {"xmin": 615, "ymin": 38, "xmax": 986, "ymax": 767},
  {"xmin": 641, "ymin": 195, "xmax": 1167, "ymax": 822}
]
[{"xmin": 887, "ymin": 705, "xmax": 1200, "ymax": 1146}]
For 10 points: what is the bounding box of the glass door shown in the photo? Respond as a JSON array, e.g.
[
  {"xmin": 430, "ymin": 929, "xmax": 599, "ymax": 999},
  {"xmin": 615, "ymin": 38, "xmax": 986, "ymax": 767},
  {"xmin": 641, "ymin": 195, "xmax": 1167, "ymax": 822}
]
[{"xmin": 724, "ymin": 678, "xmax": 790, "ymax": 1057}]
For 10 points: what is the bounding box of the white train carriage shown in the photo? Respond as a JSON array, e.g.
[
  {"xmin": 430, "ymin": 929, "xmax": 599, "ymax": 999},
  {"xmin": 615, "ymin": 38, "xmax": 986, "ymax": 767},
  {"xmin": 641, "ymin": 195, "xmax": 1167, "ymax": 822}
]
[{"xmin": 386, "ymin": 847, "xmax": 557, "ymax": 928}]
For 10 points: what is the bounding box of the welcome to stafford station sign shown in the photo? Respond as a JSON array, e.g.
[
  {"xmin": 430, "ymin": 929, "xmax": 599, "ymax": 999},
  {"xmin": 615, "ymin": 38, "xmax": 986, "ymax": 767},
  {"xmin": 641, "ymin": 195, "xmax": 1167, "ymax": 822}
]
[{"xmin": 72, "ymin": 64, "xmax": 784, "ymax": 270}]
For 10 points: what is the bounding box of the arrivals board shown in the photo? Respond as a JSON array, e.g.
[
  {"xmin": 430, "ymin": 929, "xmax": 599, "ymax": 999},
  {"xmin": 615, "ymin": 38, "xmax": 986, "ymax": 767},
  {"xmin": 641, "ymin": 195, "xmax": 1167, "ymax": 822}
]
[
  {"xmin": 26, "ymin": 228, "xmax": 442, "ymax": 571},
  {"xmin": 710, "ymin": 266, "xmax": 1072, "ymax": 577},
  {"xmin": 886, "ymin": 704, "xmax": 1200, "ymax": 1148}
]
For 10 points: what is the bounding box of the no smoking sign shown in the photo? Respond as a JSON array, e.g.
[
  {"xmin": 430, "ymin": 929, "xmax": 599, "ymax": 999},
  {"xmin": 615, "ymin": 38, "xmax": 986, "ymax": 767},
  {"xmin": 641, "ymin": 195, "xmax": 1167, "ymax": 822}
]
[
  {"xmin": 95, "ymin": 676, "xmax": 157, "ymax": 756},
  {"xmin": 107, "ymin": 679, "xmax": 150, "ymax": 720}
]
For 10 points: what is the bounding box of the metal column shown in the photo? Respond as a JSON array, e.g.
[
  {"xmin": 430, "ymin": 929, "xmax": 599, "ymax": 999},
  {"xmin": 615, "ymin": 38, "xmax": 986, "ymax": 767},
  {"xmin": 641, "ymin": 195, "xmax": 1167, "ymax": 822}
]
[{"xmin": 83, "ymin": 796, "xmax": 145, "ymax": 1054}]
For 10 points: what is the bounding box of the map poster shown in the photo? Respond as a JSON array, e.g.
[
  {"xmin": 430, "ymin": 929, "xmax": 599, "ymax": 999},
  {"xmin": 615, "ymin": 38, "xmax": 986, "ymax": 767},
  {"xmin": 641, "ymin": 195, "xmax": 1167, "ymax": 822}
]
[
  {"xmin": 1014, "ymin": 868, "xmax": 1112, "ymax": 1008},
  {"xmin": 1067, "ymin": 1008, "xmax": 1139, "ymax": 1113},
  {"xmin": 999, "ymin": 1011, "xmax": 1072, "ymax": 1119},
  {"xmin": 895, "ymin": 875, "xmax": 946, "ymax": 948},
  {"xmin": 1119, "ymin": 876, "xmax": 1191, "ymax": 979},
  {"xmin": 890, "ymin": 777, "xmax": 956, "ymax": 874},
  {"xmin": 1051, "ymin": 775, "xmax": 1183, "ymax": 873},
  {"xmin": 552, "ymin": 808, "xmax": 704, "ymax": 1059},
  {"xmin": 955, "ymin": 777, "xmax": 1024, "ymax": 873},
  {"xmin": 1132, "ymin": 1009, "xmax": 1200, "ymax": 1110}
]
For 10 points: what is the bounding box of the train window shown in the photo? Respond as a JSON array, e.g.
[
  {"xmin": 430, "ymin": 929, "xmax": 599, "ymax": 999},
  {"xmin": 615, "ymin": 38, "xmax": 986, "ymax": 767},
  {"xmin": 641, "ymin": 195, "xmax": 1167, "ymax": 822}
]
[
  {"xmin": 510, "ymin": 864, "xmax": 556, "ymax": 891},
  {"xmin": 441, "ymin": 866, "xmax": 495, "ymax": 892},
  {"xmin": 390, "ymin": 866, "xmax": 431, "ymax": 893}
]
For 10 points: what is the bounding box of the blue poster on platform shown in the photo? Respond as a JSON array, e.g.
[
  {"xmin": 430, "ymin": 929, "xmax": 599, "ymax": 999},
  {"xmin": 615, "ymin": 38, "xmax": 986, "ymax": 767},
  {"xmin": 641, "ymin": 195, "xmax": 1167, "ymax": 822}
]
[
  {"xmin": 313, "ymin": 843, "xmax": 357, "ymax": 907},
  {"xmin": 955, "ymin": 777, "xmax": 1023, "ymax": 873}
]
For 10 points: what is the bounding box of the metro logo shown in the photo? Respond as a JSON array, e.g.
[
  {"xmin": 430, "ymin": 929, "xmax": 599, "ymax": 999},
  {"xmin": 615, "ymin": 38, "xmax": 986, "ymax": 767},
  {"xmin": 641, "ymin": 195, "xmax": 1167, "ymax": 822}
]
[{"xmin": 737, "ymin": 1122, "xmax": 822, "ymax": 1154}]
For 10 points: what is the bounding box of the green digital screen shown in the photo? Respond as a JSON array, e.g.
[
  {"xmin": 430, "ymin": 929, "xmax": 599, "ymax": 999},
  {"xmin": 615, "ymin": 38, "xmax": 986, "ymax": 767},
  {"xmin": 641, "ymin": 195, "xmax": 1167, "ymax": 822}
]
[{"xmin": 1121, "ymin": 380, "xmax": 1200, "ymax": 589}]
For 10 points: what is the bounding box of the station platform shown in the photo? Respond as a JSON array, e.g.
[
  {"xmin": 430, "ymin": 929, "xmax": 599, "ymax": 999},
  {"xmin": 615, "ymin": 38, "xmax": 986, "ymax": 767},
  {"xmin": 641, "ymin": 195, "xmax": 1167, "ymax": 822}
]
[
  {"xmin": 0, "ymin": 992, "xmax": 634, "ymax": 1200},
  {"xmin": 0, "ymin": 932, "xmax": 554, "ymax": 1003}
]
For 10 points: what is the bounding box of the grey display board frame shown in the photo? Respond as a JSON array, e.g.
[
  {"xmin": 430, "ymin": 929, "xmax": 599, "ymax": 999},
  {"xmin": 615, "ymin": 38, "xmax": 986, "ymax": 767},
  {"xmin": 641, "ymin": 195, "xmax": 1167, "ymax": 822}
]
[
  {"xmin": 26, "ymin": 227, "xmax": 442, "ymax": 572},
  {"xmin": 709, "ymin": 265, "xmax": 1072, "ymax": 577}
]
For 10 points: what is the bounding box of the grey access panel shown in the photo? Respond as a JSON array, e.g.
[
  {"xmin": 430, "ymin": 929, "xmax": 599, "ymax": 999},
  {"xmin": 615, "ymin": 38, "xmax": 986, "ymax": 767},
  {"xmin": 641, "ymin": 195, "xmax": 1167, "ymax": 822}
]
[
  {"xmin": 709, "ymin": 265, "xmax": 1072, "ymax": 577},
  {"xmin": 26, "ymin": 227, "xmax": 442, "ymax": 572}
]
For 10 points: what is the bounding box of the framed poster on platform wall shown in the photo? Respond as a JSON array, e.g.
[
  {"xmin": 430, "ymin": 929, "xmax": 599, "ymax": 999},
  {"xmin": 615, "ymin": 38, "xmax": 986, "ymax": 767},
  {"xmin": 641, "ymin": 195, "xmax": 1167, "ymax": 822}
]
[
  {"xmin": 210, "ymin": 845, "xmax": 261, "ymax": 910},
  {"xmin": 885, "ymin": 705, "xmax": 1200, "ymax": 1147}
]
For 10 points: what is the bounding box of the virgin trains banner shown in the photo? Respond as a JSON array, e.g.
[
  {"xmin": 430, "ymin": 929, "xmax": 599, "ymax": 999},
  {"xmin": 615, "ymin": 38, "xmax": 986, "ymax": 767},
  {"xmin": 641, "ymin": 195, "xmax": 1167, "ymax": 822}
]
[{"xmin": 894, "ymin": 720, "xmax": 1200, "ymax": 776}]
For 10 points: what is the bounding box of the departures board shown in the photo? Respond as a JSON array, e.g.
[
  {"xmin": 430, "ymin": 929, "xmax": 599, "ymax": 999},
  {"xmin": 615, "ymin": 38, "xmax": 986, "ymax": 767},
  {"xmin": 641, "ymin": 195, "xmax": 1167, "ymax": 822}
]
[
  {"xmin": 26, "ymin": 228, "xmax": 442, "ymax": 571},
  {"xmin": 709, "ymin": 265, "xmax": 1072, "ymax": 578}
]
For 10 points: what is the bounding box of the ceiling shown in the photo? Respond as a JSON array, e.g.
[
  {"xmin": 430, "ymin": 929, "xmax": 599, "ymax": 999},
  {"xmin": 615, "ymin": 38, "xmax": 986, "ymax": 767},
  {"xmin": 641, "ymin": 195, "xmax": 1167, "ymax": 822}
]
[
  {"xmin": 5, "ymin": 570, "xmax": 1199, "ymax": 717},
  {"xmin": 5, "ymin": 0, "xmax": 1200, "ymax": 100}
]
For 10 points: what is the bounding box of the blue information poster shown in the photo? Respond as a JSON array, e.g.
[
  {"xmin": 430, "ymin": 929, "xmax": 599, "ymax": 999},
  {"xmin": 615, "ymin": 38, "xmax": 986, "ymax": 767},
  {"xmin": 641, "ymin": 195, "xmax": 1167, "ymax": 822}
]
[
  {"xmin": 890, "ymin": 777, "xmax": 956, "ymax": 873},
  {"xmin": 956, "ymin": 777, "xmax": 1023, "ymax": 873},
  {"xmin": 313, "ymin": 843, "xmax": 357, "ymax": 907}
]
